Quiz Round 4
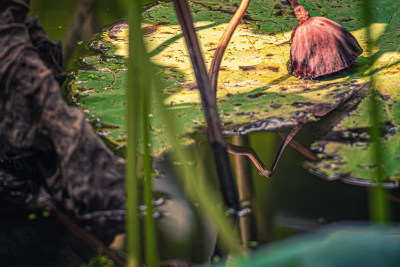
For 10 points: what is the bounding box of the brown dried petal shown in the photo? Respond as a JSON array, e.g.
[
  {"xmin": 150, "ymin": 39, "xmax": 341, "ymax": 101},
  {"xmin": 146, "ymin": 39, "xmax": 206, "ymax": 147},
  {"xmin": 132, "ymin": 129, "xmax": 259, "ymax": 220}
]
[{"xmin": 289, "ymin": 17, "xmax": 363, "ymax": 79}]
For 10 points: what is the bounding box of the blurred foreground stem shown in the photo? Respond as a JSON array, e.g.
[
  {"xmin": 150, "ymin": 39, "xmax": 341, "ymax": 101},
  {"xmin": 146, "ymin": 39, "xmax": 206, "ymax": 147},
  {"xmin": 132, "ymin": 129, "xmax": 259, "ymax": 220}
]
[
  {"xmin": 361, "ymin": 0, "xmax": 390, "ymax": 223},
  {"xmin": 126, "ymin": 0, "xmax": 145, "ymax": 266},
  {"xmin": 142, "ymin": 73, "xmax": 158, "ymax": 267},
  {"xmin": 172, "ymin": 0, "xmax": 239, "ymax": 222},
  {"xmin": 232, "ymin": 135, "xmax": 259, "ymax": 251}
]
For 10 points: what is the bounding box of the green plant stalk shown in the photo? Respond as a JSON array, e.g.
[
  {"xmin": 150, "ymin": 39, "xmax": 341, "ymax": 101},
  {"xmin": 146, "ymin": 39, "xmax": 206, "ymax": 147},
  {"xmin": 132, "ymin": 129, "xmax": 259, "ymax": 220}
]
[
  {"xmin": 172, "ymin": 0, "xmax": 239, "ymax": 217},
  {"xmin": 143, "ymin": 82, "xmax": 158, "ymax": 267},
  {"xmin": 172, "ymin": 0, "xmax": 240, "ymax": 259},
  {"xmin": 151, "ymin": 81, "xmax": 240, "ymax": 254},
  {"xmin": 232, "ymin": 135, "xmax": 259, "ymax": 251},
  {"xmin": 361, "ymin": 0, "xmax": 390, "ymax": 223},
  {"xmin": 126, "ymin": 0, "xmax": 145, "ymax": 266}
]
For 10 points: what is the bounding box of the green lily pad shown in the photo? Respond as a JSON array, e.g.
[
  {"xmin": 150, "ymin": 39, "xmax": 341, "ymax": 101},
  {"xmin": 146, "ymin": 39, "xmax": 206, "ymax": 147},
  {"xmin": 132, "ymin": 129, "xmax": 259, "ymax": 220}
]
[
  {"xmin": 304, "ymin": 1, "xmax": 400, "ymax": 185},
  {"xmin": 65, "ymin": 0, "xmax": 399, "ymax": 157},
  {"xmin": 306, "ymin": 77, "xmax": 400, "ymax": 186},
  {"xmin": 310, "ymin": 132, "xmax": 400, "ymax": 187}
]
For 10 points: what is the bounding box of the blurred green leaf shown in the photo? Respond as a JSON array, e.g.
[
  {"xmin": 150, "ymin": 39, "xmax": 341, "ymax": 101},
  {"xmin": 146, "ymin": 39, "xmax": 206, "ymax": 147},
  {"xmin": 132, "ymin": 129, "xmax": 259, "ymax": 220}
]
[
  {"xmin": 230, "ymin": 226, "xmax": 400, "ymax": 267},
  {"xmin": 79, "ymin": 254, "xmax": 116, "ymax": 267}
]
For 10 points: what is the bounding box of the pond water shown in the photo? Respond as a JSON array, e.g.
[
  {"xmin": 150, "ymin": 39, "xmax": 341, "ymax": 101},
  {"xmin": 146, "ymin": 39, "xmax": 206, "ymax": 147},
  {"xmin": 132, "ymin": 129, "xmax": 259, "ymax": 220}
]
[{"xmin": 2, "ymin": 125, "xmax": 389, "ymax": 266}]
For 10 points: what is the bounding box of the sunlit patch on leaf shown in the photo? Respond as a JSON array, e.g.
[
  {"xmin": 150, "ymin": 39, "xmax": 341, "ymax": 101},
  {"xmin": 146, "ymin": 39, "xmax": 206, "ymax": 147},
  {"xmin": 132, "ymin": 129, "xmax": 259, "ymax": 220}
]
[{"xmin": 65, "ymin": 0, "xmax": 399, "ymax": 159}]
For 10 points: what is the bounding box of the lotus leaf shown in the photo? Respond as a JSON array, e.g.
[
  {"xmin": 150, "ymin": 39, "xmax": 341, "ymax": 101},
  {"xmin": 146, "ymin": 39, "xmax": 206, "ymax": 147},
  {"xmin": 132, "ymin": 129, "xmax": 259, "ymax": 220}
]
[
  {"xmin": 65, "ymin": 0, "xmax": 399, "ymax": 159},
  {"xmin": 304, "ymin": 1, "xmax": 400, "ymax": 185}
]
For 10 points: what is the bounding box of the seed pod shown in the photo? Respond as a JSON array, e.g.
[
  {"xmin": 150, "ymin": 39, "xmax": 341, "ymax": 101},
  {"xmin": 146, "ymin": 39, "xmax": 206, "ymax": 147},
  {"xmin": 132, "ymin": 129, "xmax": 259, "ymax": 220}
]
[{"xmin": 287, "ymin": 2, "xmax": 363, "ymax": 79}]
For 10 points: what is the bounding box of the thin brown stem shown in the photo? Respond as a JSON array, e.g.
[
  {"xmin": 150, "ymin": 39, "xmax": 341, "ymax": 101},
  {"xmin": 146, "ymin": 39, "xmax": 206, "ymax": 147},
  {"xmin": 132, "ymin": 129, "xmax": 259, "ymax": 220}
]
[
  {"xmin": 173, "ymin": 1, "xmax": 240, "ymax": 261},
  {"xmin": 52, "ymin": 209, "xmax": 126, "ymax": 267},
  {"xmin": 173, "ymin": 0, "xmax": 226, "ymax": 146},
  {"xmin": 208, "ymin": 0, "xmax": 250, "ymax": 95},
  {"xmin": 277, "ymin": 131, "xmax": 319, "ymax": 161},
  {"xmin": 227, "ymin": 142, "xmax": 269, "ymax": 177},
  {"xmin": 206, "ymin": 0, "xmax": 272, "ymax": 178},
  {"xmin": 228, "ymin": 124, "xmax": 303, "ymax": 177},
  {"xmin": 269, "ymin": 123, "xmax": 303, "ymax": 174},
  {"xmin": 232, "ymin": 135, "xmax": 259, "ymax": 251},
  {"xmin": 172, "ymin": 0, "xmax": 238, "ymax": 213}
]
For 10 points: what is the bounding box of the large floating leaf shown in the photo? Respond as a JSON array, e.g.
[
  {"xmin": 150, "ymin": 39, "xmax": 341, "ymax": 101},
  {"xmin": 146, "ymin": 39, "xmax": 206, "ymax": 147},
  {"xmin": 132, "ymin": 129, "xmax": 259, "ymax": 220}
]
[
  {"xmin": 304, "ymin": 2, "xmax": 400, "ymax": 186},
  {"xmin": 65, "ymin": 0, "xmax": 398, "ymax": 157},
  {"xmin": 307, "ymin": 131, "xmax": 400, "ymax": 188},
  {"xmin": 306, "ymin": 71, "xmax": 400, "ymax": 187}
]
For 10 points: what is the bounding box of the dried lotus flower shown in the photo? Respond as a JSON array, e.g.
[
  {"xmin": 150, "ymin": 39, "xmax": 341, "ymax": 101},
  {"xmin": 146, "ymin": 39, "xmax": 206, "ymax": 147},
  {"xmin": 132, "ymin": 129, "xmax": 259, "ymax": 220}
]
[{"xmin": 287, "ymin": 1, "xmax": 363, "ymax": 79}]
